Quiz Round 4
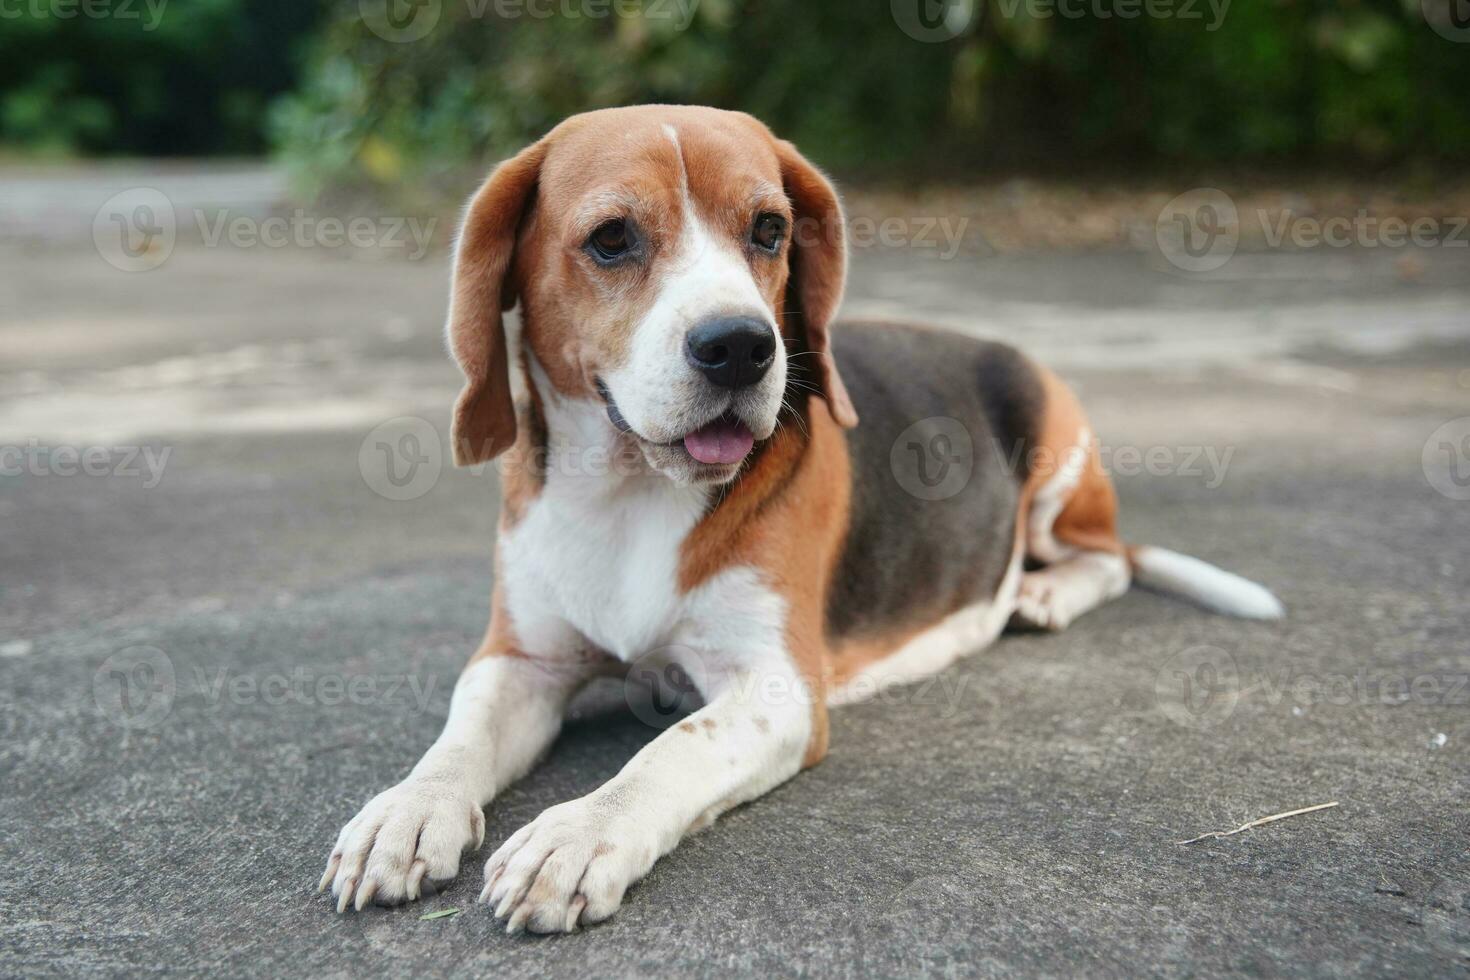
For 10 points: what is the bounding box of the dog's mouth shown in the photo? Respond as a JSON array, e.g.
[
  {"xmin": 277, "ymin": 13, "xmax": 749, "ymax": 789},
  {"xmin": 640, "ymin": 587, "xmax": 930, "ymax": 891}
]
[
  {"xmin": 679, "ymin": 414, "xmax": 755, "ymax": 465},
  {"xmin": 595, "ymin": 379, "xmax": 757, "ymax": 468}
]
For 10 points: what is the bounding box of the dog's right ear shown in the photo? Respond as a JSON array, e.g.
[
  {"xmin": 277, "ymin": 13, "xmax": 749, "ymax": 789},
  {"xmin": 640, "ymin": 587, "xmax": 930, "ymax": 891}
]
[{"xmin": 447, "ymin": 140, "xmax": 548, "ymax": 466}]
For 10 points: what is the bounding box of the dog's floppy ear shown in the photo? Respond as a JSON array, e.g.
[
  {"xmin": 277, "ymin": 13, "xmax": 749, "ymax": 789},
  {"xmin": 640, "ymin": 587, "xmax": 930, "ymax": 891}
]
[
  {"xmin": 776, "ymin": 139, "xmax": 858, "ymax": 428},
  {"xmin": 447, "ymin": 140, "xmax": 548, "ymax": 466}
]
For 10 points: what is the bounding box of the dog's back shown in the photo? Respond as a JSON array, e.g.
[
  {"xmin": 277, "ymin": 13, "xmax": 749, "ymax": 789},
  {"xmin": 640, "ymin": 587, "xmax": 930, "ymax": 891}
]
[{"xmin": 826, "ymin": 321, "xmax": 1040, "ymax": 645}]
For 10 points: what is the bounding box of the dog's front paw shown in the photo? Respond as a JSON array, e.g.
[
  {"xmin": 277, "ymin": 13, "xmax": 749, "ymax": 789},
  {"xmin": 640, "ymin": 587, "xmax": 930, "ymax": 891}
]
[
  {"xmin": 319, "ymin": 779, "xmax": 485, "ymax": 912},
  {"xmin": 479, "ymin": 796, "xmax": 657, "ymax": 934}
]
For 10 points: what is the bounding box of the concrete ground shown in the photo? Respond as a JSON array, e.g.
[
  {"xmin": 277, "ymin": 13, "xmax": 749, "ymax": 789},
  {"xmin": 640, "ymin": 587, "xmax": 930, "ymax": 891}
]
[{"xmin": 2, "ymin": 190, "xmax": 1468, "ymax": 976}]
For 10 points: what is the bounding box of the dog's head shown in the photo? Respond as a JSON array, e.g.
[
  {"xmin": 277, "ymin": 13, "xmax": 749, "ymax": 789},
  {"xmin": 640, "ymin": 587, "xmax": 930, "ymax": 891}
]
[{"xmin": 446, "ymin": 105, "xmax": 857, "ymax": 485}]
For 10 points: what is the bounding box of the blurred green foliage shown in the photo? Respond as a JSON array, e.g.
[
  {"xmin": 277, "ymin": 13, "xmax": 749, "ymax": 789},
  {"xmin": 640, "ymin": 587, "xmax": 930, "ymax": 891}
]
[
  {"xmin": 0, "ymin": 0, "xmax": 320, "ymax": 157},
  {"xmin": 271, "ymin": 0, "xmax": 1470, "ymax": 191},
  {"xmin": 3, "ymin": 0, "xmax": 1466, "ymax": 185}
]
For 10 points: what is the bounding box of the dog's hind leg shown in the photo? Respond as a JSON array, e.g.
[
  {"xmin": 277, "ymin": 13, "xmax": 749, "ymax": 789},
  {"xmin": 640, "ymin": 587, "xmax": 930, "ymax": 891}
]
[
  {"xmin": 1009, "ymin": 367, "xmax": 1131, "ymax": 632},
  {"xmin": 1010, "ymin": 550, "xmax": 1130, "ymax": 632}
]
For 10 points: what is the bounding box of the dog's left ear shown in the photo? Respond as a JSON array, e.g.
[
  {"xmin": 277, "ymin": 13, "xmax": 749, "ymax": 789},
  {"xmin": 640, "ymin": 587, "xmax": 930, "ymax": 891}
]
[
  {"xmin": 446, "ymin": 139, "xmax": 548, "ymax": 466},
  {"xmin": 776, "ymin": 139, "xmax": 858, "ymax": 428}
]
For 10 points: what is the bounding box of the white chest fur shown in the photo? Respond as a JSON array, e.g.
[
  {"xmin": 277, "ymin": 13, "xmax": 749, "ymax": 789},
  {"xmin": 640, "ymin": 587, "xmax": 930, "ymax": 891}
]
[
  {"xmin": 496, "ymin": 363, "xmax": 791, "ymax": 669},
  {"xmin": 500, "ymin": 469, "xmax": 708, "ymax": 661}
]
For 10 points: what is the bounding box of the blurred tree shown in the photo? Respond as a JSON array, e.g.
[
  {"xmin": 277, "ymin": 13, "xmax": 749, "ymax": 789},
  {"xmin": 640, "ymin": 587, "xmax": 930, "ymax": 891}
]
[
  {"xmin": 3, "ymin": 0, "xmax": 1466, "ymax": 183},
  {"xmin": 0, "ymin": 0, "xmax": 322, "ymax": 157},
  {"xmin": 271, "ymin": 0, "xmax": 1470, "ymax": 192}
]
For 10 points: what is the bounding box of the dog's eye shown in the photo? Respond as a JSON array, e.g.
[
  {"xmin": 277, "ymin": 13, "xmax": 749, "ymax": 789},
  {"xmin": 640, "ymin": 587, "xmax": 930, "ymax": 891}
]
[
  {"xmin": 751, "ymin": 213, "xmax": 786, "ymax": 253},
  {"xmin": 587, "ymin": 219, "xmax": 634, "ymax": 263}
]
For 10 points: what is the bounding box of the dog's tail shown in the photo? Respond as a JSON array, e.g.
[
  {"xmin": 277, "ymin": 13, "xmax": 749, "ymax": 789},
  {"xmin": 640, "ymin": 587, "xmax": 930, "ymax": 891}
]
[{"xmin": 1127, "ymin": 545, "xmax": 1285, "ymax": 620}]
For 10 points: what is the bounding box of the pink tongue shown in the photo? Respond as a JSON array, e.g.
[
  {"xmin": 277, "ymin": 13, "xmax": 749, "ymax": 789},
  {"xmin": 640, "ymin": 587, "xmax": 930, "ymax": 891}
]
[{"xmin": 683, "ymin": 417, "xmax": 755, "ymax": 465}]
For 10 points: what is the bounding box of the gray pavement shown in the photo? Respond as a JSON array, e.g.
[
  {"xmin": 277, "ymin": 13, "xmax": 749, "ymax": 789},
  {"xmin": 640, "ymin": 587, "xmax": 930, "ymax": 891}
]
[{"xmin": 2, "ymin": 216, "xmax": 1468, "ymax": 977}]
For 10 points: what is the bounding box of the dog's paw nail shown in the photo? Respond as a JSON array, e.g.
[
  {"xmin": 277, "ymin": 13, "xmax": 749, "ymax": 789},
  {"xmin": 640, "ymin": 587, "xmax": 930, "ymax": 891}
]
[
  {"xmin": 407, "ymin": 861, "xmax": 428, "ymax": 901},
  {"xmin": 317, "ymin": 855, "xmax": 340, "ymax": 894},
  {"xmin": 336, "ymin": 879, "xmax": 356, "ymax": 913}
]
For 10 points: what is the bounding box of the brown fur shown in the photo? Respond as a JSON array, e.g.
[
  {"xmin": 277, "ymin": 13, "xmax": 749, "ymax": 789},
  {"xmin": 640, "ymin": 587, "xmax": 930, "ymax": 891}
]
[
  {"xmin": 496, "ymin": 381, "xmax": 549, "ymax": 528},
  {"xmin": 471, "ymin": 551, "xmax": 528, "ymax": 665},
  {"xmin": 448, "ymin": 142, "xmax": 547, "ymax": 466},
  {"xmin": 1025, "ymin": 367, "xmax": 1125, "ymax": 557},
  {"xmin": 826, "ymin": 625, "xmax": 928, "ymax": 688},
  {"xmin": 678, "ymin": 397, "xmax": 851, "ymax": 766},
  {"xmin": 771, "ymin": 138, "xmax": 858, "ymax": 428},
  {"xmin": 451, "ymin": 109, "xmax": 864, "ymax": 750},
  {"xmin": 449, "ymin": 108, "xmax": 857, "ymax": 466},
  {"xmin": 449, "ymin": 107, "xmax": 1121, "ymax": 772}
]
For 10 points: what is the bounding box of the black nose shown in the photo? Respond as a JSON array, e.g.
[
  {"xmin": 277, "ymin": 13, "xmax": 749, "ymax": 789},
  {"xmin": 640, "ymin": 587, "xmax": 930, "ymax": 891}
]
[{"xmin": 684, "ymin": 316, "xmax": 777, "ymax": 389}]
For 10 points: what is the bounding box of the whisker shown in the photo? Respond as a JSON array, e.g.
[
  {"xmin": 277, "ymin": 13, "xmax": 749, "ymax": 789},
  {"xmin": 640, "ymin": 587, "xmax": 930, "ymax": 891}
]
[{"xmin": 779, "ymin": 396, "xmax": 811, "ymax": 440}]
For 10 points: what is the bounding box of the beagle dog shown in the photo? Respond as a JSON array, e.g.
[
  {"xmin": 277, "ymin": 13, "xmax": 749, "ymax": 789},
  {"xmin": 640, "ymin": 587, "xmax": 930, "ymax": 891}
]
[{"xmin": 319, "ymin": 105, "xmax": 1283, "ymax": 932}]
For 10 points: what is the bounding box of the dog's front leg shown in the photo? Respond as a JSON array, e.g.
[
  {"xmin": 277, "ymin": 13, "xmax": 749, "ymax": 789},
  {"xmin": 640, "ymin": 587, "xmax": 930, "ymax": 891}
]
[
  {"xmin": 320, "ymin": 651, "xmax": 592, "ymax": 911},
  {"xmin": 481, "ymin": 650, "xmax": 821, "ymax": 934}
]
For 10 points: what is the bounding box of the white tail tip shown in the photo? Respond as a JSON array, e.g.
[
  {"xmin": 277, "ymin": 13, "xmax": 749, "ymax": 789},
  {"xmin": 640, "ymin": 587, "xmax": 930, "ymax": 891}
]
[{"xmin": 1130, "ymin": 546, "xmax": 1285, "ymax": 620}]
